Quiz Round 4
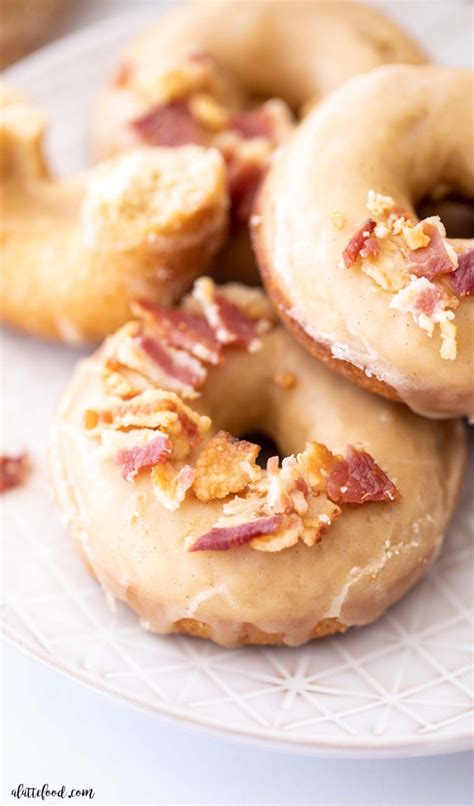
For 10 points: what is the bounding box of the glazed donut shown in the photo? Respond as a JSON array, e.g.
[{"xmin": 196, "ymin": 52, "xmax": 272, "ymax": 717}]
[
  {"xmin": 93, "ymin": 0, "xmax": 426, "ymax": 283},
  {"xmin": 0, "ymin": 84, "xmax": 228, "ymax": 343},
  {"xmin": 253, "ymin": 65, "xmax": 474, "ymax": 419},
  {"xmin": 50, "ymin": 279, "xmax": 466, "ymax": 647}
]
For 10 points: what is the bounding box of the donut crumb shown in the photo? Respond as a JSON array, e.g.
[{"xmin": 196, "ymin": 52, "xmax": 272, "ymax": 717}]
[
  {"xmin": 331, "ymin": 209, "xmax": 346, "ymax": 230},
  {"xmin": 367, "ymin": 190, "xmax": 396, "ymax": 217},
  {"xmin": 193, "ymin": 430, "xmax": 261, "ymax": 501},
  {"xmin": 190, "ymin": 92, "xmax": 229, "ymax": 131},
  {"xmin": 274, "ymin": 371, "xmax": 297, "ymax": 390}
]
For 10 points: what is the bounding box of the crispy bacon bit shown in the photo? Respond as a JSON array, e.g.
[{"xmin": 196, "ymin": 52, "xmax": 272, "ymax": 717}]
[
  {"xmin": 360, "ymin": 236, "xmax": 381, "ymax": 260},
  {"xmin": 343, "ymin": 219, "xmax": 377, "ymax": 268},
  {"xmin": 214, "ymin": 292, "xmax": 260, "ymax": 347},
  {"xmin": 193, "ymin": 278, "xmax": 260, "ymax": 350},
  {"xmin": 230, "ymin": 106, "xmax": 276, "ymax": 141},
  {"xmin": 402, "ymin": 222, "xmax": 430, "ymax": 250},
  {"xmin": 389, "ymin": 205, "xmax": 413, "ymax": 222},
  {"xmin": 415, "ymin": 284, "xmax": 443, "ymax": 317},
  {"xmin": 0, "ymin": 453, "xmax": 29, "ymax": 493},
  {"xmin": 138, "ymin": 333, "xmax": 206, "ymax": 390},
  {"xmin": 151, "ymin": 462, "xmax": 196, "ymax": 511},
  {"xmin": 451, "ymin": 248, "xmax": 474, "ymax": 297},
  {"xmin": 266, "ymin": 455, "xmax": 309, "ymax": 516},
  {"xmin": 103, "ymin": 363, "xmax": 149, "ymax": 400},
  {"xmin": 406, "ymin": 223, "xmax": 456, "ymax": 280},
  {"xmin": 132, "ymin": 300, "xmax": 222, "ymax": 365},
  {"xmin": 110, "ymin": 329, "xmax": 205, "ymax": 399},
  {"xmin": 230, "ymin": 99, "xmax": 293, "ymax": 144},
  {"xmin": 188, "ymin": 514, "xmax": 284, "ymax": 552},
  {"xmin": 131, "ymin": 100, "xmax": 204, "ymax": 146},
  {"xmin": 296, "ymin": 442, "xmax": 340, "ymax": 493},
  {"xmin": 327, "ymin": 446, "xmax": 398, "ymax": 504},
  {"xmin": 389, "ymin": 275, "xmax": 457, "ymax": 358},
  {"xmin": 85, "ymin": 389, "xmax": 210, "ymax": 450},
  {"xmin": 116, "ymin": 433, "xmax": 172, "ymax": 481},
  {"xmin": 250, "ymin": 513, "xmax": 303, "ymax": 552},
  {"xmin": 367, "ymin": 191, "xmax": 396, "ymax": 218},
  {"xmin": 300, "ymin": 495, "xmax": 342, "ymax": 547},
  {"xmin": 193, "ymin": 431, "xmax": 261, "ymax": 502}
]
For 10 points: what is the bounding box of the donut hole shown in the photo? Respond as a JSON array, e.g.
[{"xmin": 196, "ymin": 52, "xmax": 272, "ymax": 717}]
[
  {"xmin": 416, "ymin": 192, "xmax": 474, "ymax": 239},
  {"xmin": 239, "ymin": 429, "xmax": 282, "ymax": 467},
  {"xmin": 197, "ymin": 358, "xmax": 302, "ymax": 463}
]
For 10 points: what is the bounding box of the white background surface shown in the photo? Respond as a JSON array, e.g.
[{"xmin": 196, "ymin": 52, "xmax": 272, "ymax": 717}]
[
  {"xmin": 2, "ymin": 2, "xmax": 473, "ymax": 804},
  {"xmin": 3, "ymin": 640, "xmax": 473, "ymax": 805}
]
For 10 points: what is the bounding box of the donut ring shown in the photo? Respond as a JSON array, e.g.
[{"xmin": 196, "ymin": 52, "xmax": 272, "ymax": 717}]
[
  {"xmin": 93, "ymin": 1, "xmax": 426, "ymax": 284},
  {"xmin": 50, "ymin": 280, "xmax": 466, "ymax": 647},
  {"xmin": 253, "ymin": 65, "xmax": 474, "ymax": 419},
  {"xmin": 0, "ymin": 85, "xmax": 228, "ymax": 343}
]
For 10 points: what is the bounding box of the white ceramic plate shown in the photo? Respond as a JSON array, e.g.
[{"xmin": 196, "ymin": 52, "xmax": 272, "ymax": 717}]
[{"xmin": 2, "ymin": 4, "xmax": 473, "ymax": 758}]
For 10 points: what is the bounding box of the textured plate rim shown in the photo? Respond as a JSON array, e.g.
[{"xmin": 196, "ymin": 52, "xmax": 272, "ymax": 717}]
[{"xmin": 3, "ymin": 625, "xmax": 473, "ymax": 759}]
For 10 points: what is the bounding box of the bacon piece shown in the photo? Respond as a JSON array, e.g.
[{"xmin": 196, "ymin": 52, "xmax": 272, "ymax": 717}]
[
  {"xmin": 131, "ymin": 101, "xmax": 204, "ymax": 146},
  {"xmin": 0, "ymin": 453, "xmax": 29, "ymax": 493},
  {"xmin": 343, "ymin": 219, "xmax": 377, "ymax": 268},
  {"xmin": 85, "ymin": 390, "xmax": 210, "ymax": 456},
  {"xmin": 266, "ymin": 455, "xmax": 308, "ymax": 515},
  {"xmin": 194, "ymin": 278, "xmax": 260, "ymax": 349},
  {"xmin": 451, "ymin": 247, "xmax": 474, "ymax": 296},
  {"xmin": 132, "ymin": 300, "xmax": 222, "ymax": 365},
  {"xmin": 188, "ymin": 514, "xmax": 284, "ymax": 552},
  {"xmin": 390, "ymin": 206, "xmax": 413, "ymax": 221},
  {"xmin": 225, "ymin": 154, "xmax": 264, "ymax": 222},
  {"xmin": 214, "ymin": 292, "xmax": 259, "ymax": 347},
  {"xmin": 152, "ymin": 462, "xmax": 196, "ymax": 511},
  {"xmin": 406, "ymin": 223, "xmax": 456, "ymax": 280},
  {"xmin": 327, "ymin": 446, "xmax": 398, "ymax": 504},
  {"xmin": 116, "ymin": 434, "xmax": 172, "ymax": 481},
  {"xmin": 390, "ymin": 276, "xmax": 450, "ymax": 332},
  {"xmin": 301, "ymin": 495, "xmax": 342, "ymax": 547},
  {"xmin": 137, "ymin": 333, "xmax": 206, "ymax": 390},
  {"xmin": 251, "ymin": 513, "xmax": 303, "ymax": 552},
  {"xmin": 414, "ymin": 283, "xmax": 443, "ymax": 317},
  {"xmin": 360, "ymin": 236, "xmax": 381, "ymax": 260},
  {"xmin": 230, "ymin": 106, "xmax": 276, "ymax": 141}
]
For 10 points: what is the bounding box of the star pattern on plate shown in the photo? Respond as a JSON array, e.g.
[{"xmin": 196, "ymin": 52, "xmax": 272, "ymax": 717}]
[{"xmin": 2, "ymin": 456, "xmax": 473, "ymax": 752}]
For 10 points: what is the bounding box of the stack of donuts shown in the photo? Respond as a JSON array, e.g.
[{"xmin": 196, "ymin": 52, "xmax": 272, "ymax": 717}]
[{"xmin": 2, "ymin": 2, "xmax": 472, "ymax": 647}]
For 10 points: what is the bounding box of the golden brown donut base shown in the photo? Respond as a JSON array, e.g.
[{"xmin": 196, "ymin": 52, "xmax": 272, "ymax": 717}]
[
  {"xmin": 76, "ymin": 538, "xmax": 346, "ymax": 645},
  {"xmin": 173, "ymin": 617, "xmax": 347, "ymax": 644},
  {"xmin": 252, "ymin": 213, "xmax": 400, "ymax": 404}
]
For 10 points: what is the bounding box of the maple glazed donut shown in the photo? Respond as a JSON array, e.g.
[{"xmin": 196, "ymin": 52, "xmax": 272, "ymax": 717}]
[
  {"xmin": 93, "ymin": 0, "xmax": 426, "ymax": 283},
  {"xmin": 253, "ymin": 65, "xmax": 474, "ymax": 419},
  {"xmin": 50, "ymin": 280, "xmax": 466, "ymax": 648},
  {"xmin": 0, "ymin": 84, "xmax": 227, "ymax": 343}
]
